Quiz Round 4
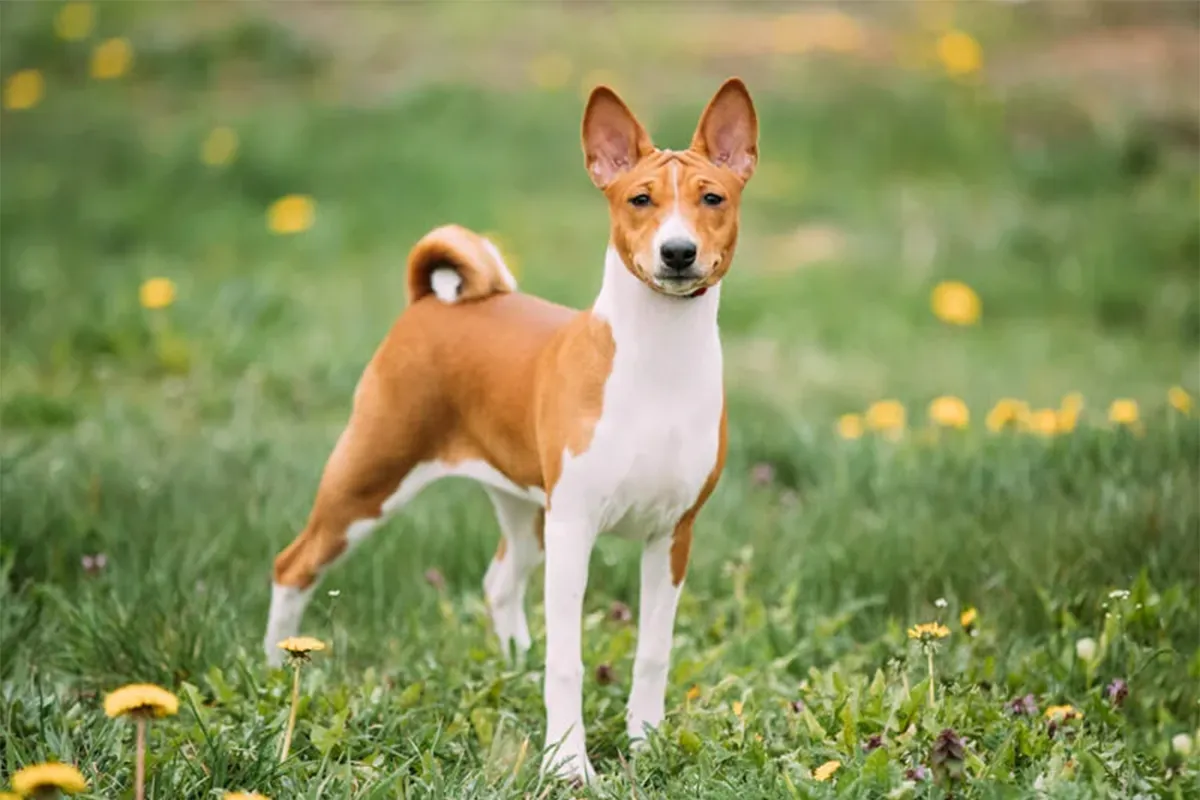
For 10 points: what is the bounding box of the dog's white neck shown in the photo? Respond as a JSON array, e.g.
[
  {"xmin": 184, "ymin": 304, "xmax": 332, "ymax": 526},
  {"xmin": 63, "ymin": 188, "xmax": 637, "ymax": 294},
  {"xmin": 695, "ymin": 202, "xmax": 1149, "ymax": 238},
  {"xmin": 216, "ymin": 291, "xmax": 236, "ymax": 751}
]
[{"xmin": 592, "ymin": 246, "xmax": 722, "ymax": 376}]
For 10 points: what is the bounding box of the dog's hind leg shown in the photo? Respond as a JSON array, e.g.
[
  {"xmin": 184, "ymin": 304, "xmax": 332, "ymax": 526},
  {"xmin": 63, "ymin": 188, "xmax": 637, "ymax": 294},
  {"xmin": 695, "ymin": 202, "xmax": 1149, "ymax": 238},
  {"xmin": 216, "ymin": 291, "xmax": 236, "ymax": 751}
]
[
  {"xmin": 263, "ymin": 412, "xmax": 438, "ymax": 666},
  {"xmin": 482, "ymin": 489, "xmax": 544, "ymax": 661}
]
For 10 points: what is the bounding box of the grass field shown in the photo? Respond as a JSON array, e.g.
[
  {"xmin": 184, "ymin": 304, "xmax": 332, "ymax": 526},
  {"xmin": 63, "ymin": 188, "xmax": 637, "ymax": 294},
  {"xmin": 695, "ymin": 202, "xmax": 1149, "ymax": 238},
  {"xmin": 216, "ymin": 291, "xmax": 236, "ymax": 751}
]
[{"xmin": 2, "ymin": 2, "xmax": 1199, "ymax": 798}]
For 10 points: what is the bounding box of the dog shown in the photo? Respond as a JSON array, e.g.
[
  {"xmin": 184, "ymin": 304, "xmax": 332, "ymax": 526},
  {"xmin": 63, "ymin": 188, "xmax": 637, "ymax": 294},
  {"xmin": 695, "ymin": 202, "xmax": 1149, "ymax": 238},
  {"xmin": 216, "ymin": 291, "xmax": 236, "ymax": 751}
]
[{"xmin": 263, "ymin": 77, "xmax": 758, "ymax": 782}]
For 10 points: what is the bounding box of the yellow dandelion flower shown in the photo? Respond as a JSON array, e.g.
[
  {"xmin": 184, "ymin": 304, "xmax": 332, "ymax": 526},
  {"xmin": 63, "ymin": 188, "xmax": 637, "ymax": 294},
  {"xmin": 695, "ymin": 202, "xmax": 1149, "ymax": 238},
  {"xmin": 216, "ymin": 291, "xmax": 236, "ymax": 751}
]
[
  {"xmin": 104, "ymin": 683, "xmax": 179, "ymax": 718},
  {"xmin": 11, "ymin": 763, "xmax": 88, "ymax": 795},
  {"xmin": 866, "ymin": 400, "xmax": 905, "ymax": 435},
  {"xmin": 731, "ymin": 700, "xmax": 744, "ymax": 717},
  {"xmin": 0, "ymin": 792, "xmax": 20, "ymax": 800},
  {"xmin": 527, "ymin": 52, "xmax": 572, "ymax": 91},
  {"xmin": 837, "ymin": 413, "xmax": 864, "ymax": 440},
  {"xmin": 1108, "ymin": 399, "xmax": 1138, "ymax": 425},
  {"xmin": 986, "ymin": 398, "xmax": 1030, "ymax": 432},
  {"xmin": 3, "ymin": 69, "xmax": 44, "ymax": 111},
  {"xmin": 1028, "ymin": 408, "xmax": 1059, "ymax": 437},
  {"xmin": 813, "ymin": 759, "xmax": 841, "ymax": 782},
  {"xmin": 931, "ymin": 280, "xmax": 981, "ymax": 325},
  {"xmin": 907, "ymin": 622, "xmax": 950, "ymax": 641},
  {"xmin": 936, "ymin": 30, "xmax": 982, "ymax": 77},
  {"xmin": 1168, "ymin": 386, "xmax": 1192, "ymax": 415},
  {"xmin": 201, "ymin": 126, "xmax": 238, "ymax": 167},
  {"xmin": 267, "ymin": 195, "xmax": 315, "ymax": 235},
  {"xmin": 139, "ymin": 277, "xmax": 176, "ymax": 310},
  {"xmin": 55, "ymin": 2, "xmax": 95, "ymax": 41},
  {"xmin": 224, "ymin": 793, "xmax": 271, "ymax": 800},
  {"xmin": 277, "ymin": 635, "xmax": 327, "ymax": 657},
  {"xmin": 686, "ymin": 684, "xmax": 701, "ymax": 701},
  {"xmin": 960, "ymin": 607, "xmax": 977, "ymax": 628},
  {"xmin": 90, "ymin": 37, "xmax": 133, "ymax": 80},
  {"xmin": 1044, "ymin": 704, "xmax": 1083, "ymax": 722},
  {"xmin": 1061, "ymin": 392, "xmax": 1084, "ymax": 414},
  {"xmin": 929, "ymin": 395, "xmax": 969, "ymax": 429}
]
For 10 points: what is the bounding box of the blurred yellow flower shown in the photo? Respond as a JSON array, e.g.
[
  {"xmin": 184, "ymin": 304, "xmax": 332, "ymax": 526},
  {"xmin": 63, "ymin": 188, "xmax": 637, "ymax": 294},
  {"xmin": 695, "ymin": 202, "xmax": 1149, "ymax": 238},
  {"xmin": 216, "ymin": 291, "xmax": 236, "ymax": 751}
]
[
  {"xmin": 931, "ymin": 280, "xmax": 980, "ymax": 325},
  {"xmin": 1029, "ymin": 408, "xmax": 1059, "ymax": 437},
  {"xmin": 1108, "ymin": 399, "xmax": 1138, "ymax": 425},
  {"xmin": 986, "ymin": 398, "xmax": 1030, "ymax": 432},
  {"xmin": 936, "ymin": 30, "xmax": 982, "ymax": 77},
  {"xmin": 929, "ymin": 395, "xmax": 969, "ymax": 428},
  {"xmin": 866, "ymin": 400, "xmax": 905, "ymax": 435},
  {"xmin": 278, "ymin": 635, "xmax": 326, "ymax": 657},
  {"xmin": 224, "ymin": 794, "xmax": 271, "ymax": 800},
  {"xmin": 104, "ymin": 683, "xmax": 179, "ymax": 718},
  {"xmin": 139, "ymin": 278, "xmax": 176, "ymax": 310},
  {"xmin": 0, "ymin": 791, "xmax": 20, "ymax": 800},
  {"xmin": 11, "ymin": 762, "xmax": 88, "ymax": 794},
  {"xmin": 267, "ymin": 195, "xmax": 316, "ymax": 235},
  {"xmin": 55, "ymin": 2, "xmax": 95, "ymax": 41},
  {"xmin": 1168, "ymin": 386, "xmax": 1192, "ymax": 414},
  {"xmin": 4, "ymin": 69, "xmax": 44, "ymax": 111},
  {"xmin": 91, "ymin": 37, "xmax": 133, "ymax": 80},
  {"xmin": 1057, "ymin": 392, "xmax": 1083, "ymax": 432},
  {"xmin": 527, "ymin": 52, "xmax": 571, "ymax": 91},
  {"xmin": 732, "ymin": 700, "xmax": 744, "ymax": 717},
  {"xmin": 686, "ymin": 684, "xmax": 701, "ymax": 701},
  {"xmin": 837, "ymin": 412, "xmax": 864, "ymax": 440},
  {"xmin": 960, "ymin": 607, "xmax": 977, "ymax": 628},
  {"xmin": 1044, "ymin": 704, "xmax": 1083, "ymax": 722},
  {"xmin": 1061, "ymin": 392, "xmax": 1084, "ymax": 414},
  {"xmin": 908, "ymin": 621, "xmax": 950, "ymax": 641},
  {"xmin": 813, "ymin": 759, "xmax": 841, "ymax": 782},
  {"xmin": 201, "ymin": 126, "xmax": 238, "ymax": 167}
]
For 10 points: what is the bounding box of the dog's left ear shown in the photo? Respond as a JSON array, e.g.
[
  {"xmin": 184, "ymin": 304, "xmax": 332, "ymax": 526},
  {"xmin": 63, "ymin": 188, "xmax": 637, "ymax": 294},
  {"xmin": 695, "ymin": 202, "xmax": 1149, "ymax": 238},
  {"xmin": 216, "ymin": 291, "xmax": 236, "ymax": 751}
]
[{"xmin": 690, "ymin": 78, "xmax": 758, "ymax": 182}]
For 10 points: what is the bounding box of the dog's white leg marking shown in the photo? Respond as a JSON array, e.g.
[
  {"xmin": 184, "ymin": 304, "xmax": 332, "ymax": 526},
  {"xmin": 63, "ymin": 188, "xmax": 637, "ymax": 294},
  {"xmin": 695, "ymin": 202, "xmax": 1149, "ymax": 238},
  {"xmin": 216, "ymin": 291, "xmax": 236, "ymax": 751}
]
[
  {"xmin": 482, "ymin": 489, "xmax": 543, "ymax": 661},
  {"xmin": 540, "ymin": 511, "xmax": 598, "ymax": 784},
  {"xmin": 626, "ymin": 533, "xmax": 684, "ymax": 742},
  {"xmin": 264, "ymin": 583, "xmax": 315, "ymax": 667}
]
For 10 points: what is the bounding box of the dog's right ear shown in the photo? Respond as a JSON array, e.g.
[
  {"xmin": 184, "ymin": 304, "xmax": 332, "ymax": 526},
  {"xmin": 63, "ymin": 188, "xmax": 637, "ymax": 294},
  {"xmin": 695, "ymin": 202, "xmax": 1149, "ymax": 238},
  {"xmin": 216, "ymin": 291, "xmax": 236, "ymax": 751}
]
[{"xmin": 581, "ymin": 86, "xmax": 655, "ymax": 189}]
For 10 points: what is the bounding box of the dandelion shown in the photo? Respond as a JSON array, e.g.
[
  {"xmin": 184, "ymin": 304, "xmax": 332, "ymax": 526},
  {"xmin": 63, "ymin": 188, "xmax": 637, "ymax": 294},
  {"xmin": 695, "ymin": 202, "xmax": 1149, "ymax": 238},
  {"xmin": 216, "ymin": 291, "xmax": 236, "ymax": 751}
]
[
  {"xmin": 686, "ymin": 684, "xmax": 701, "ymax": 702},
  {"xmin": 813, "ymin": 760, "xmax": 840, "ymax": 782},
  {"xmin": 866, "ymin": 400, "xmax": 906, "ymax": 437},
  {"xmin": 139, "ymin": 277, "xmax": 176, "ymax": 310},
  {"xmin": 267, "ymin": 195, "xmax": 315, "ymax": 235},
  {"xmin": 104, "ymin": 684, "xmax": 178, "ymax": 800},
  {"xmin": 1026, "ymin": 408, "xmax": 1058, "ymax": 436},
  {"xmin": 1172, "ymin": 732, "xmax": 1193, "ymax": 756},
  {"xmin": 1168, "ymin": 386, "xmax": 1192, "ymax": 415},
  {"xmin": 10, "ymin": 763, "xmax": 87, "ymax": 798},
  {"xmin": 224, "ymin": 794, "xmax": 271, "ymax": 800},
  {"xmin": 936, "ymin": 30, "xmax": 982, "ymax": 77},
  {"xmin": 277, "ymin": 636, "xmax": 327, "ymax": 762},
  {"xmin": 90, "ymin": 37, "xmax": 133, "ymax": 80},
  {"xmin": 908, "ymin": 622, "xmax": 949, "ymax": 705},
  {"xmin": 1044, "ymin": 704, "xmax": 1082, "ymax": 722},
  {"xmin": 1108, "ymin": 398, "xmax": 1139, "ymax": 425},
  {"xmin": 54, "ymin": 3, "xmax": 94, "ymax": 41},
  {"xmin": 1074, "ymin": 637, "xmax": 1097, "ymax": 662},
  {"xmin": 931, "ymin": 280, "xmax": 980, "ymax": 326},
  {"xmin": 0, "ymin": 792, "xmax": 19, "ymax": 800},
  {"xmin": 837, "ymin": 412, "xmax": 864, "ymax": 439},
  {"xmin": 929, "ymin": 396, "xmax": 969, "ymax": 428},
  {"xmin": 201, "ymin": 126, "xmax": 238, "ymax": 167},
  {"xmin": 4, "ymin": 69, "xmax": 44, "ymax": 111},
  {"xmin": 959, "ymin": 606, "xmax": 977, "ymax": 630},
  {"xmin": 527, "ymin": 52, "xmax": 572, "ymax": 91},
  {"xmin": 986, "ymin": 398, "xmax": 1030, "ymax": 432}
]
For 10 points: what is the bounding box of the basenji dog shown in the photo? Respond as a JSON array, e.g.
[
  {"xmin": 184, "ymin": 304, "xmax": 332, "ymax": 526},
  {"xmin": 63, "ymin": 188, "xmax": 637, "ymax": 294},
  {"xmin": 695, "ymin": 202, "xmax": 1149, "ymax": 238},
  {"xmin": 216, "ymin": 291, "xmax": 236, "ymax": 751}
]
[{"xmin": 263, "ymin": 77, "xmax": 758, "ymax": 782}]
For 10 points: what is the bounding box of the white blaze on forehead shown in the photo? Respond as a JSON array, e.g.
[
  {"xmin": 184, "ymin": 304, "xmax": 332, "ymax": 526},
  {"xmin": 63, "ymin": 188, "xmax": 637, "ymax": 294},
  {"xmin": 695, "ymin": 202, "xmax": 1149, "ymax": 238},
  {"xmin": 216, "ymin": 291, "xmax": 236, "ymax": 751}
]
[{"xmin": 652, "ymin": 161, "xmax": 697, "ymax": 253}]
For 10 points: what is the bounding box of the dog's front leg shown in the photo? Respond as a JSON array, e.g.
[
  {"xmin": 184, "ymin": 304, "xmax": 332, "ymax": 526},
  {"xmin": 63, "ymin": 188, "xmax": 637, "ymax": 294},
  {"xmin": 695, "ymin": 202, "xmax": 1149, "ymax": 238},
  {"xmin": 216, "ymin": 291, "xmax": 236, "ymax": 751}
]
[
  {"xmin": 540, "ymin": 510, "xmax": 598, "ymax": 784},
  {"xmin": 626, "ymin": 529, "xmax": 686, "ymax": 743}
]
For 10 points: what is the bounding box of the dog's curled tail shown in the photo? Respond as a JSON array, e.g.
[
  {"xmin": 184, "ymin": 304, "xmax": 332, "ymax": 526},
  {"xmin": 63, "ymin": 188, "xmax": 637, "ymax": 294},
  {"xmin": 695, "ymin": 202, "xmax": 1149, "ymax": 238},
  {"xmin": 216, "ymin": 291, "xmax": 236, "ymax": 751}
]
[{"xmin": 406, "ymin": 224, "xmax": 517, "ymax": 305}]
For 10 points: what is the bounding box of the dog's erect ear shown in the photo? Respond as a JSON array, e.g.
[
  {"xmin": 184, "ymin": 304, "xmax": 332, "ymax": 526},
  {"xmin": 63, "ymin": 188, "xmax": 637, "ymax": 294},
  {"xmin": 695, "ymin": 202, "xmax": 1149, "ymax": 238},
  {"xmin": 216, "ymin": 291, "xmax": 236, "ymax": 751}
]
[
  {"xmin": 582, "ymin": 86, "xmax": 655, "ymax": 189},
  {"xmin": 690, "ymin": 77, "xmax": 758, "ymax": 182}
]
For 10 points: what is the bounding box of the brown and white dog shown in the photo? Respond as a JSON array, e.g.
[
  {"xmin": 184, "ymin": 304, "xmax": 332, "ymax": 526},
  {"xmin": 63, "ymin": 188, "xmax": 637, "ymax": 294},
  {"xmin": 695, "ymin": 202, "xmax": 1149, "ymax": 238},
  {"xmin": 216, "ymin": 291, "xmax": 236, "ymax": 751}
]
[{"xmin": 264, "ymin": 78, "xmax": 758, "ymax": 782}]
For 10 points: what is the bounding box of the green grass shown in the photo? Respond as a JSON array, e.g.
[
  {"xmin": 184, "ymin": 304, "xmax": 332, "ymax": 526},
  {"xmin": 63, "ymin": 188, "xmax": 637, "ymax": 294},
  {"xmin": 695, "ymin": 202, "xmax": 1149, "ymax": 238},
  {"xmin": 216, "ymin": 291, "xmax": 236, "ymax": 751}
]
[{"xmin": 2, "ymin": 3, "xmax": 1199, "ymax": 798}]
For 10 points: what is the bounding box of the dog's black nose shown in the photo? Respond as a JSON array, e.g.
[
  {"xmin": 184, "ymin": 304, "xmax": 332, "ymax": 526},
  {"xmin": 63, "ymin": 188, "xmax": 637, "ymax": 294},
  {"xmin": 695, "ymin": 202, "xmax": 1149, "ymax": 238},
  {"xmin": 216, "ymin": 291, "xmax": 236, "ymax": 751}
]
[{"xmin": 659, "ymin": 239, "xmax": 697, "ymax": 271}]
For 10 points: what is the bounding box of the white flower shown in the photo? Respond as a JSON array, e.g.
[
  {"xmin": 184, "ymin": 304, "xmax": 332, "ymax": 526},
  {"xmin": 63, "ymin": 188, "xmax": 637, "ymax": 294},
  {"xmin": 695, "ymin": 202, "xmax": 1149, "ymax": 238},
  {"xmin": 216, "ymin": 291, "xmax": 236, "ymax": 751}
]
[
  {"xmin": 328, "ymin": 590, "xmax": 341, "ymax": 598},
  {"xmin": 1172, "ymin": 733, "xmax": 1193, "ymax": 756},
  {"xmin": 1075, "ymin": 637, "xmax": 1097, "ymax": 662},
  {"xmin": 1109, "ymin": 589, "xmax": 1130, "ymax": 600},
  {"xmin": 934, "ymin": 597, "xmax": 948, "ymax": 609}
]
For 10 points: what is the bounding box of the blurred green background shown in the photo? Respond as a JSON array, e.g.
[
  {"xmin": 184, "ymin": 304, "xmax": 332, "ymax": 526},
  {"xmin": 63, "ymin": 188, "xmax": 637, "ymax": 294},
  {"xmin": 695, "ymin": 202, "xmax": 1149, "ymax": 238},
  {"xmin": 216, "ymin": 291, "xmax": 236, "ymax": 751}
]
[{"xmin": 1, "ymin": 1, "xmax": 1198, "ymax": 797}]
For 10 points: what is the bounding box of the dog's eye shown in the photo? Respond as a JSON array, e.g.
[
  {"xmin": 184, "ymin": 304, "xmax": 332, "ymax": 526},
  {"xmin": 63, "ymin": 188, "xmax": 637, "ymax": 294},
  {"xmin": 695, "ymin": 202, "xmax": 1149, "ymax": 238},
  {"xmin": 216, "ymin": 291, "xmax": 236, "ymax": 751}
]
[
  {"xmin": 628, "ymin": 193, "xmax": 652, "ymax": 208},
  {"xmin": 702, "ymin": 192, "xmax": 725, "ymax": 207}
]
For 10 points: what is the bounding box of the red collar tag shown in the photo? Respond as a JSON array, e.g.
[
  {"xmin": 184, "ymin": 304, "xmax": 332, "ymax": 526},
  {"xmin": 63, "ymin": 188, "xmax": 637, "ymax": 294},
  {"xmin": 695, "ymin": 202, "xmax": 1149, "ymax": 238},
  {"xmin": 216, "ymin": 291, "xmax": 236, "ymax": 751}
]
[{"xmin": 688, "ymin": 287, "xmax": 708, "ymax": 298}]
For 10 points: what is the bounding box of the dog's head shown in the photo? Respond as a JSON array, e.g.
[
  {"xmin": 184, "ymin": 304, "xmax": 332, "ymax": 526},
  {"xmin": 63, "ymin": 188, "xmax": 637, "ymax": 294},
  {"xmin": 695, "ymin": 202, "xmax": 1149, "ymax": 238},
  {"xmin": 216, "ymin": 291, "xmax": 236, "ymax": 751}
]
[{"xmin": 581, "ymin": 78, "xmax": 758, "ymax": 298}]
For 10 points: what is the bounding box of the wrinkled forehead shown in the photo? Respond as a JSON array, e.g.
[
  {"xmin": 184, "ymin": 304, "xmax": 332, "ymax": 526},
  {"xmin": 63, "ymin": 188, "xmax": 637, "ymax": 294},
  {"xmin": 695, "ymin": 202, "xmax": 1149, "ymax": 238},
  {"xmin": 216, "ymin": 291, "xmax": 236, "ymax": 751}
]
[{"xmin": 615, "ymin": 148, "xmax": 738, "ymax": 192}]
